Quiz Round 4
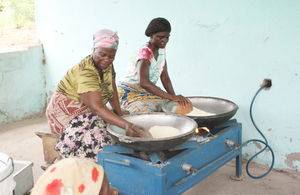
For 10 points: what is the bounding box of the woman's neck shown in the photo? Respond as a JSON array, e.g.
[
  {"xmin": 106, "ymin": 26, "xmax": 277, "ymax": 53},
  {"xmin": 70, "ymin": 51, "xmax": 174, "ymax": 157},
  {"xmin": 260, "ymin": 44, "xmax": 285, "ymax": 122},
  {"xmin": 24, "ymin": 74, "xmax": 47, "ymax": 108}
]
[
  {"xmin": 149, "ymin": 41, "xmax": 158, "ymax": 60},
  {"xmin": 96, "ymin": 67, "xmax": 103, "ymax": 80},
  {"xmin": 149, "ymin": 41, "xmax": 159, "ymax": 51}
]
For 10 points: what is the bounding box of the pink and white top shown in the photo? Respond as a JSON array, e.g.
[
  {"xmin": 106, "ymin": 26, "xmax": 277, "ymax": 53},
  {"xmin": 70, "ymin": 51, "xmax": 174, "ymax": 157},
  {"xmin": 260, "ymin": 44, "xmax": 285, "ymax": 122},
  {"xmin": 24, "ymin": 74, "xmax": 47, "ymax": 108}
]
[{"xmin": 121, "ymin": 42, "xmax": 166, "ymax": 85}]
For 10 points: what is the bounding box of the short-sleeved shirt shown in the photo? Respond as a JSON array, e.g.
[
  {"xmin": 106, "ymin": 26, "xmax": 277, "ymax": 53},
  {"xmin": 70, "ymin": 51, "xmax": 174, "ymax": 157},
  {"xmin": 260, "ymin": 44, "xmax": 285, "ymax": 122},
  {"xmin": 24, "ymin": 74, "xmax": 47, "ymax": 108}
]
[
  {"xmin": 121, "ymin": 42, "xmax": 166, "ymax": 85},
  {"xmin": 56, "ymin": 55, "xmax": 116, "ymax": 104}
]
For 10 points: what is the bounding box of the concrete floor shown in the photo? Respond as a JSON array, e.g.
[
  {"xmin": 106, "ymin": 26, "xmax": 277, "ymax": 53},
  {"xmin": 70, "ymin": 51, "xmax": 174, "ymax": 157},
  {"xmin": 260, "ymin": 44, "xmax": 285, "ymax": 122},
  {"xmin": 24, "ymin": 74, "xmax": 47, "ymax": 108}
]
[{"xmin": 0, "ymin": 115, "xmax": 300, "ymax": 195}]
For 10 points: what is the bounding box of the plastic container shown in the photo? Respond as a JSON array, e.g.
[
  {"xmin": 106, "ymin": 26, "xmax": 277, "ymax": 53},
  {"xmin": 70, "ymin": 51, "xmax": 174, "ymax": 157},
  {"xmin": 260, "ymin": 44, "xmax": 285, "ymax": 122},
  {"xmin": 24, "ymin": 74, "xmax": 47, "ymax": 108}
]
[
  {"xmin": 0, "ymin": 152, "xmax": 16, "ymax": 195},
  {"xmin": 13, "ymin": 160, "xmax": 34, "ymax": 195}
]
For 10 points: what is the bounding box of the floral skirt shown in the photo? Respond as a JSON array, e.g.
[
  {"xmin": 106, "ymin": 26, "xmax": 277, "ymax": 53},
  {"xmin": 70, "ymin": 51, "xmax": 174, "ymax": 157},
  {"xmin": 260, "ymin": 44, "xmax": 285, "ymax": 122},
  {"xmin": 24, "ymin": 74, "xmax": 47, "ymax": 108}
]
[{"xmin": 54, "ymin": 112, "xmax": 112, "ymax": 163}]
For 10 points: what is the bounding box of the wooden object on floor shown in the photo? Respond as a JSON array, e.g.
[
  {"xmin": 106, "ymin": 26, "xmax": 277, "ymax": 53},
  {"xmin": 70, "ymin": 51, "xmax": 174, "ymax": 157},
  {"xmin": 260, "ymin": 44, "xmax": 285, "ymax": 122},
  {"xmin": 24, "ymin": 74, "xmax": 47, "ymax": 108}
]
[{"xmin": 35, "ymin": 127, "xmax": 61, "ymax": 170}]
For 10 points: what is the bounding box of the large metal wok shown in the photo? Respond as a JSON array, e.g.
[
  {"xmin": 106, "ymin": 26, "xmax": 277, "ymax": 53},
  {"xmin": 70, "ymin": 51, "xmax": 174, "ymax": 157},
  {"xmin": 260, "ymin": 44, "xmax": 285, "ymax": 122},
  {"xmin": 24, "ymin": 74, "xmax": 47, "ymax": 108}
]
[
  {"xmin": 107, "ymin": 112, "xmax": 197, "ymax": 152},
  {"xmin": 162, "ymin": 96, "xmax": 238, "ymax": 127}
]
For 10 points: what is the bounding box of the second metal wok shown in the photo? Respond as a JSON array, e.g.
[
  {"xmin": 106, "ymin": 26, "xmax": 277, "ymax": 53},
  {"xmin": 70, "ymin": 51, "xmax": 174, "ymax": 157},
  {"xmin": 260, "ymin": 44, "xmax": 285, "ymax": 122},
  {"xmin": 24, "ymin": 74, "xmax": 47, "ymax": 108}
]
[
  {"xmin": 162, "ymin": 96, "xmax": 239, "ymax": 127},
  {"xmin": 107, "ymin": 112, "xmax": 197, "ymax": 152}
]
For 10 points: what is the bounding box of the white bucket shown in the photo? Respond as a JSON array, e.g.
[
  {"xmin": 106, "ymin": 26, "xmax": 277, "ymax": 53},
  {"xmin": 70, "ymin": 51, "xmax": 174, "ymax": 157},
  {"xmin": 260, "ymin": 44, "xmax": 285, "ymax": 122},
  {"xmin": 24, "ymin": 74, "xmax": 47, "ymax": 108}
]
[{"xmin": 0, "ymin": 152, "xmax": 16, "ymax": 195}]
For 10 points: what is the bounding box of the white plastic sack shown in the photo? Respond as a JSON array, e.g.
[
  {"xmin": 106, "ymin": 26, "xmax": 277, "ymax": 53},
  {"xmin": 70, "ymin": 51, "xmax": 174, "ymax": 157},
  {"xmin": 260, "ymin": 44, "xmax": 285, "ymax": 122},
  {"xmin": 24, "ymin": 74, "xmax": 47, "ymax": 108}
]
[{"xmin": 0, "ymin": 152, "xmax": 16, "ymax": 195}]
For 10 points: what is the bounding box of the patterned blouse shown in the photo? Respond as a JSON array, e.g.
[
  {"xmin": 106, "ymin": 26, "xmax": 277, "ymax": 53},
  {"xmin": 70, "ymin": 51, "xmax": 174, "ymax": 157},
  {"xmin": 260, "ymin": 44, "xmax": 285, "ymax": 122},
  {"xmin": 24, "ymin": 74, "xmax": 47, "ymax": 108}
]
[
  {"xmin": 121, "ymin": 42, "xmax": 166, "ymax": 85},
  {"xmin": 56, "ymin": 55, "xmax": 116, "ymax": 104}
]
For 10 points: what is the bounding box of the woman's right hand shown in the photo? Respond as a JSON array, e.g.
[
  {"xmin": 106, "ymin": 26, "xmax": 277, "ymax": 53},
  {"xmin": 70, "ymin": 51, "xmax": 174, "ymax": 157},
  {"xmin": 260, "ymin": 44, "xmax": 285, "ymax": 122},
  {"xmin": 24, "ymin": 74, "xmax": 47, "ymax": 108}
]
[
  {"xmin": 124, "ymin": 123, "xmax": 153, "ymax": 138},
  {"xmin": 124, "ymin": 123, "xmax": 142, "ymax": 137},
  {"xmin": 172, "ymin": 95, "xmax": 191, "ymax": 107}
]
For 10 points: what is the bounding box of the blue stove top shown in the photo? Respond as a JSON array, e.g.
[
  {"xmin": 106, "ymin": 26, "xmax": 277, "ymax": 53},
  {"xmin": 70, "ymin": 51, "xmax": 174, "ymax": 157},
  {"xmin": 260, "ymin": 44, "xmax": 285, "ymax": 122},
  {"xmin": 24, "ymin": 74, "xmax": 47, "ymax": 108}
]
[{"xmin": 98, "ymin": 119, "xmax": 242, "ymax": 195}]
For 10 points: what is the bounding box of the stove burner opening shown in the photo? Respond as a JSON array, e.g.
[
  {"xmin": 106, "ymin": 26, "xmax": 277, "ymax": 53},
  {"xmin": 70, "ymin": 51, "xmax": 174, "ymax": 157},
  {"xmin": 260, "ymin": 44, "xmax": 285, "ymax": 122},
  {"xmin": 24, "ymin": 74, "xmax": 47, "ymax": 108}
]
[
  {"xmin": 196, "ymin": 127, "xmax": 209, "ymax": 134},
  {"xmin": 195, "ymin": 127, "xmax": 213, "ymax": 137},
  {"xmin": 195, "ymin": 124, "xmax": 230, "ymax": 137}
]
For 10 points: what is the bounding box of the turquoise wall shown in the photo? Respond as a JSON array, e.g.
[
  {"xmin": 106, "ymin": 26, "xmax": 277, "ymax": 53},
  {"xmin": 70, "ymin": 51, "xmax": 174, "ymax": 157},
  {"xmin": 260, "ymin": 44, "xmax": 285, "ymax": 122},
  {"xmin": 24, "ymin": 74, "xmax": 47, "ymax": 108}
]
[
  {"xmin": 0, "ymin": 45, "xmax": 46, "ymax": 124},
  {"xmin": 35, "ymin": 0, "xmax": 300, "ymax": 171}
]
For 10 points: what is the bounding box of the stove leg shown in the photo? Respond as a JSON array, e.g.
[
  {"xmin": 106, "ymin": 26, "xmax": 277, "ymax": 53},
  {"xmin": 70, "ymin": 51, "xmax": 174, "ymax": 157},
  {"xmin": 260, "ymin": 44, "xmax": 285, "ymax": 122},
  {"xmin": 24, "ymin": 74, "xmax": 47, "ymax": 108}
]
[{"xmin": 235, "ymin": 152, "xmax": 242, "ymax": 178}]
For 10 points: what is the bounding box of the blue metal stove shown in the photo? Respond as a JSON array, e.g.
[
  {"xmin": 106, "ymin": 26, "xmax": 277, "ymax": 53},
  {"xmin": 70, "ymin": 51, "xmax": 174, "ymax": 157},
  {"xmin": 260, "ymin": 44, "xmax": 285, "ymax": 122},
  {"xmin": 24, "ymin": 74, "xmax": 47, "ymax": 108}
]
[{"xmin": 98, "ymin": 119, "xmax": 242, "ymax": 195}]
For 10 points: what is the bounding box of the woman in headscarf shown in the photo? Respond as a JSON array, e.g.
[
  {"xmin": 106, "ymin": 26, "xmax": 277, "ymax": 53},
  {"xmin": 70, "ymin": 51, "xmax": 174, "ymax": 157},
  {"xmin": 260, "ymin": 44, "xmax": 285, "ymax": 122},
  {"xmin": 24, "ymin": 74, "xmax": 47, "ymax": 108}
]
[
  {"xmin": 118, "ymin": 17, "xmax": 190, "ymax": 114},
  {"xmin": 31, "ymin": 158, "xmax": 118, "ymax": 195},
  {"xmin": 45, "ymin": 29, "xmax": 142, "ymax": 163}
]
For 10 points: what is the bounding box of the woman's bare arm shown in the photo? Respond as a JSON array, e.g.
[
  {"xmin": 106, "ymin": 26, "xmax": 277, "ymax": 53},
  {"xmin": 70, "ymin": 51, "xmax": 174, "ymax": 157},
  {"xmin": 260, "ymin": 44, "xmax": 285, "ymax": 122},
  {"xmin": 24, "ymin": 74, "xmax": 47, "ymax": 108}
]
[
  {"xmin": 109, "ymin": 78, "xmax": 122, "ymax": 116},
  {"xmin": 138, "ymin": 59, "xmax": 174, "ymax": 100},
  {"xmin": 138, "ymin": 59, "xmax": 190, "ymax": 106},
  {"xmin": 79, "ymin": 92, "xmax": 140, "ymax": 137},
  {"xmin": 160, "ymin": 61, "xmax": 175, "ymax": 95}
]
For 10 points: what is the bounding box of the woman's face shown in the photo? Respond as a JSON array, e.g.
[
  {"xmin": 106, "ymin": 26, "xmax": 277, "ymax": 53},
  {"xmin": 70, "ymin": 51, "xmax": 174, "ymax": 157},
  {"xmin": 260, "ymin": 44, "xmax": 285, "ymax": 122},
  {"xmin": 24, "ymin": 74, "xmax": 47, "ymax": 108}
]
[
  {"xmin": 92, "ymin": 47, "xmax": 116, "ymax": 70},
  {"xmin": 150, "ymin": 31, "xmax": 170, "ymax": 49}
]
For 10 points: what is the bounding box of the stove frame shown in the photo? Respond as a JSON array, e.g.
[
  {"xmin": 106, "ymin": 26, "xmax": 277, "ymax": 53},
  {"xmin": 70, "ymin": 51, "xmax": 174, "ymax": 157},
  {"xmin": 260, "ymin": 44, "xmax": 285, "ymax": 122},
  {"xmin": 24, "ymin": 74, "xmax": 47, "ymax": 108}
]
[{"xmin": 98, "ymin": 119, "xmax": 242, "ymax": 195}]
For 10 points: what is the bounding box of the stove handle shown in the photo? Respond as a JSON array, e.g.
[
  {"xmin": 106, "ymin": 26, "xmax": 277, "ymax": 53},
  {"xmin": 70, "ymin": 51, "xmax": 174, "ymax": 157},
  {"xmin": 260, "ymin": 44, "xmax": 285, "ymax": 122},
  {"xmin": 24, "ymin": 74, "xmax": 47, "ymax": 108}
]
[
  {"xmin": 182, "ymin": 163, "xmax": 198, "ymax": 173},
  {"xmin": 104, "ymin": 159, "xmax": 130, "ymax": 167},
  {"xmin": 175, "ymin": 164, "xmax": 199, "ymax": 186},
  {"xmin": 225, "ymin": 138, "xmax": 240, "ymax": 147}
]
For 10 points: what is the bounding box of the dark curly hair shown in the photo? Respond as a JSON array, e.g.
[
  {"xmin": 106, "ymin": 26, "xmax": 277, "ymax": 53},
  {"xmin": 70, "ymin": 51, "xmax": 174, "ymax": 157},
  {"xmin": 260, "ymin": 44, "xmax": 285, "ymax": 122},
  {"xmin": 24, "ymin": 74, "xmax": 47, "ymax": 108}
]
[{"xmin": 145, "ymin": 17, "xmax": 171, "ymax": 37}]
